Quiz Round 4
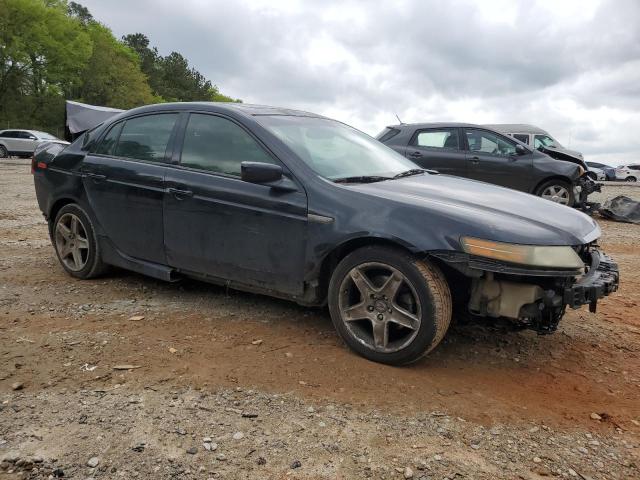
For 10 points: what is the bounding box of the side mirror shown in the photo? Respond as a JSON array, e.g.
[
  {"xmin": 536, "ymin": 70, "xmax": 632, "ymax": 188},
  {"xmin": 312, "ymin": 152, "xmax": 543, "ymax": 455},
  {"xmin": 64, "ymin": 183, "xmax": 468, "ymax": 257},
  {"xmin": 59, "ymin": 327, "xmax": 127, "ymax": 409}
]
[
  {"xmin": 241, "ymin": 161, "xmax": 283, "ymax": 185},
  {"xmin": 515, "ymin": 144, "xmax": 527, "ymax": 155}
]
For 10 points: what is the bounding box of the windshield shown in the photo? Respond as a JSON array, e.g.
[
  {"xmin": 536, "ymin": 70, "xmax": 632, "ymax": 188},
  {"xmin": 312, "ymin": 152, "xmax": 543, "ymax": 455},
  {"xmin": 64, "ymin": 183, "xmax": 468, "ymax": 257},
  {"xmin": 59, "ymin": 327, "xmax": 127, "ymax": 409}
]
[
  {"xmin": 257, "ymin": 116, "xmax": 418, "ymax": 180},
  {"xmin": 534, "ymin": 134, "xmax": 562, "ymax": 149}
]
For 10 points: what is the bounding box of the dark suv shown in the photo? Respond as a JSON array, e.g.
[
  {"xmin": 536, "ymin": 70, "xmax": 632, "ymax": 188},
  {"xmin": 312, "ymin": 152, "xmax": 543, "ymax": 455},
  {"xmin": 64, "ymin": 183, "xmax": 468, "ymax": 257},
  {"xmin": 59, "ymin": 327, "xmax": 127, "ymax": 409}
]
[
  {"xmin": 32, "ymin": 103, "xmax": 618, "ymax": 365},
  {"xmin": 378, "ymin": 123, "xmax": 595, "ymax": 207}
]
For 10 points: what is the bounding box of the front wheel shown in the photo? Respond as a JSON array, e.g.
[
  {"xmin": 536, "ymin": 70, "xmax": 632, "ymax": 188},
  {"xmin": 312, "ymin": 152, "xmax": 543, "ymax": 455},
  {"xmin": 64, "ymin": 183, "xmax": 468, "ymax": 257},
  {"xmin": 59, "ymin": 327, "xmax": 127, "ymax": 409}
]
[
  {"xmin": 536, "ymin": 179, "xmax": 575, "ymax": 207},
  {"xmin": 0, "ymin": 145, "xmax": 8, "ymax": 158},
  {"xmin": 328, "ymin": 246, "xmax": 452, "ymax": 365}
]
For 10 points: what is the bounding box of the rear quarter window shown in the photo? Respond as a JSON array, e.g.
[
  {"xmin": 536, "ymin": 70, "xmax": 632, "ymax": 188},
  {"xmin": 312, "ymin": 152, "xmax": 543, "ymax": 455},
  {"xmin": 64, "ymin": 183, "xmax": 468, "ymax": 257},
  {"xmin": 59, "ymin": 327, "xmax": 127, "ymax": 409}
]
[{"xmin": 376, "ymin": 127, "xmax": 400, "ymax": 143}]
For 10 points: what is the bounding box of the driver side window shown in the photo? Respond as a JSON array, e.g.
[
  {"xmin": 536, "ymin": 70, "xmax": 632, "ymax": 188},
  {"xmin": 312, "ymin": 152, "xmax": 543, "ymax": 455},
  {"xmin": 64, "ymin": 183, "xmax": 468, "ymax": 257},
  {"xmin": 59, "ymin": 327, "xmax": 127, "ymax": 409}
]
[{"xmin": 465, "ymin": 129, "xmax": 516, "ymax": 156}]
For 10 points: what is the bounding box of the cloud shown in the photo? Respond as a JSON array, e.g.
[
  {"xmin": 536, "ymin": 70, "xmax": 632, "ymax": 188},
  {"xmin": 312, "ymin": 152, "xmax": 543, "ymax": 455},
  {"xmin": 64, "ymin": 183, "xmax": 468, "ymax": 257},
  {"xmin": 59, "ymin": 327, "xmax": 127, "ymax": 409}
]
[{"xmin": 81, "ymin": 0, "xmax": 640, "ymax": 165}]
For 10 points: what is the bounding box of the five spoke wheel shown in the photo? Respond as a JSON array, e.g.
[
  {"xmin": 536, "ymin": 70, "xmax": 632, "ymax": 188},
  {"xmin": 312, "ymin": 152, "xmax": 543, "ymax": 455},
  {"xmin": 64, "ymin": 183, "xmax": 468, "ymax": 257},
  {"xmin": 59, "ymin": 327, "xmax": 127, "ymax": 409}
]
[
  {"xmin": 54, "ymin": 213, "xmax": 89, "ymax": 272},
  {"xmin": 338, "ymin": 262, "xmax": 422, "ymax": 353}
]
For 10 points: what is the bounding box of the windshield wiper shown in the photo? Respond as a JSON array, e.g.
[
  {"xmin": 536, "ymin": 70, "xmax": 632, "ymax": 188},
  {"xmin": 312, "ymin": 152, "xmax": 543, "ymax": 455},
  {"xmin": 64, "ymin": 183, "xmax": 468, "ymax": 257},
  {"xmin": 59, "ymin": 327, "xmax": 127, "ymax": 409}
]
[
  {"xmin": 392, "ymin": 168, "xmax": 438, "ymax": 179},
  {"xmin": 333, "ymin": 175, "xmax": 392, "ymax": 184}
]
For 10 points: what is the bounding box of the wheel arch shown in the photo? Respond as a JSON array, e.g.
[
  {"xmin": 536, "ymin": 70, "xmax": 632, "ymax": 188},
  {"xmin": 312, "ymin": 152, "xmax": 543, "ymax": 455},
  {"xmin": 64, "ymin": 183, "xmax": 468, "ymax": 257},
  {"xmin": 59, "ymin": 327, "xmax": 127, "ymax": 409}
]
[
  {"xmin": 47, "ymin": 197, "xmax": 80, "ymax": 235},
  {"xmin": 313, "ymin": 236, "xmax": 419, "ymax": 305}
]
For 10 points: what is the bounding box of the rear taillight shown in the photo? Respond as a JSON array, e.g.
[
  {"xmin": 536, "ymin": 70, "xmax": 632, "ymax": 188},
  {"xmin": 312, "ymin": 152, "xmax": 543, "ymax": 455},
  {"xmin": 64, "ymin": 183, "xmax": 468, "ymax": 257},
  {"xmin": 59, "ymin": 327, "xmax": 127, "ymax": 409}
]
[{"xmin": 31, "ymin": 156, "xmax": 47, "ymax": 174}]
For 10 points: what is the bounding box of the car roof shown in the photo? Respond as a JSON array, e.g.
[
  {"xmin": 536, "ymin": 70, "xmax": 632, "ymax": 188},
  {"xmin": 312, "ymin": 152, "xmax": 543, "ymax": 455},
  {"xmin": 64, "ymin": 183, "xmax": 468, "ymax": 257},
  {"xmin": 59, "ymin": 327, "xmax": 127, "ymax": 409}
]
[
  {"xmin": 124, "ymin": 102, "xmax": 327, "ymax": 119},
  {"xmin": 386, "ymin": 122, "xmax": 492, "ymax": 130},
  {"xmin": 483, "ymin": 124, "xmax": 549, "ymax": 135}
]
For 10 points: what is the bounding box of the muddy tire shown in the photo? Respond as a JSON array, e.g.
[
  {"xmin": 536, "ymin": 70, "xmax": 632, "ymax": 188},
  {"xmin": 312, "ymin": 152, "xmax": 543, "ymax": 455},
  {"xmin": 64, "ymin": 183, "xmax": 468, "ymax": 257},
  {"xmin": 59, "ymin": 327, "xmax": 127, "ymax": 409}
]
[
  {"xmin": 536, "ymin": 179, "xmax": 575, "ymax": 207},
  {"xmin": 328, "ymin": 246, "xmax": 452, "ymax": 365},
  {"xmin": 51, "ymin": 204, "xmax": 107, "ymax": 279}
]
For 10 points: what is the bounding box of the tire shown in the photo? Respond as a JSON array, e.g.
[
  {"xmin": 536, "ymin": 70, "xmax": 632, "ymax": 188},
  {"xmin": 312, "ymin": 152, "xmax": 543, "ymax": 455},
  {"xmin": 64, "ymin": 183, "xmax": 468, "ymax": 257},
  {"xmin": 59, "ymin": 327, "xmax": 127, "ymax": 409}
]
[
  {"xmin": 0, "ymin": 145, "xmax": 7, "ymax": 159},
  {"xmin": 328, "ymin": 246, "xmax": 452, "ymax": 365},
  {"xmin": 535, "ymin": 179, "xmax": 575, "ymax": 207},
  {"xmin": 51, "ymin": 203, "xmax": 107, "ymax": 279},
  {"xmin": 626, "ymin": 176, "xmax": 637, "ymax": 182}
]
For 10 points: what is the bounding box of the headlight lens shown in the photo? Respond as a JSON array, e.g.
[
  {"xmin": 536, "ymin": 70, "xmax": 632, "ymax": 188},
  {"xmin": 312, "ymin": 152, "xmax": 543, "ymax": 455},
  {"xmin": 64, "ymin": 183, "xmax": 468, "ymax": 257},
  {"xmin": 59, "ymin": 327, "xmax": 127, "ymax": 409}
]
[
  {"xmin": 578, "ymin": 166, "xmax": 585, "ymax": 176},
  {"xmin": 460, "ymin": 237, "xmax": 584, "ymax": 269}
]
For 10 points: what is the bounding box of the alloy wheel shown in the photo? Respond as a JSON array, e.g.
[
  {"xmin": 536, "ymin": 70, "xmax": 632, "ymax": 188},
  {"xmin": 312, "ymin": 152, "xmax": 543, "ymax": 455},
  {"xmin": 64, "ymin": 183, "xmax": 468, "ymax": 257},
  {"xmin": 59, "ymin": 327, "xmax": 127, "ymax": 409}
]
[
  {"xmin": 338, "ymin": 262, "xmax": 422, "ymax": 353},
  {"xmin": 54, "ymin": 213, "xmax": 90, "ymax": 271},
  {"xmin": 541, "ymin": 185, "xmax": 570, "ymax": 205}
]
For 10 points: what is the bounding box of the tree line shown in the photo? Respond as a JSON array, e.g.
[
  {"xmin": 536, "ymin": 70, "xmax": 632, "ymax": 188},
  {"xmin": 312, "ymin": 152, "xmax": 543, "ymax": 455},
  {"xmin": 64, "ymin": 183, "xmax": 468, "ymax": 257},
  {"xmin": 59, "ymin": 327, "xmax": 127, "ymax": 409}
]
[{"xmin": 0, "ymin": 0, "xmax": 240, "ymax": 136}]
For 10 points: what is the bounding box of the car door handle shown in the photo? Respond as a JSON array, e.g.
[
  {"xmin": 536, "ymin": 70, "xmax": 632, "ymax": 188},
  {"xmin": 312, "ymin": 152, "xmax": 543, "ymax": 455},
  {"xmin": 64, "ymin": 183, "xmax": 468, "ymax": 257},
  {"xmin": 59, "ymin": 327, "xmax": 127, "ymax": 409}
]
[
  {"xmin": 84, "ymin": 172, "xmax": 107, "ymax": 182},
  {"xmin": 408, "ymin": 151, "xmax": 422, "ymax": 158},
  {"xmin": 167, "ymin": 187, "xmax": 193, "ymax": 199},
  {"xmin": 470, "ymin": 156, "xmax": 480, "ymax": 164}
]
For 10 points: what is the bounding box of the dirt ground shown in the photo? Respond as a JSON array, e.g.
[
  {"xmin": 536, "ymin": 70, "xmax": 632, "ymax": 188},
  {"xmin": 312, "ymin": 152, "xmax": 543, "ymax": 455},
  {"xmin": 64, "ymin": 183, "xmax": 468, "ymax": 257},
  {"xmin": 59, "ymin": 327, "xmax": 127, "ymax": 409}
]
[{"xmin": 0, "ymin": 159, "xmax": 638, "ymax": 479}]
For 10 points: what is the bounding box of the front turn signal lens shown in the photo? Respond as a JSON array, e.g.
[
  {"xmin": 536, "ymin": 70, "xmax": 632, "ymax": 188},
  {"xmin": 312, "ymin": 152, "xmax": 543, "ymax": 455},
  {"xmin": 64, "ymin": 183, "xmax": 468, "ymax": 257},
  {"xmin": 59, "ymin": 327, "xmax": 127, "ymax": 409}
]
[{"xmin": 460, "ymin": 237, "xmax": 584, "ymax": 269}]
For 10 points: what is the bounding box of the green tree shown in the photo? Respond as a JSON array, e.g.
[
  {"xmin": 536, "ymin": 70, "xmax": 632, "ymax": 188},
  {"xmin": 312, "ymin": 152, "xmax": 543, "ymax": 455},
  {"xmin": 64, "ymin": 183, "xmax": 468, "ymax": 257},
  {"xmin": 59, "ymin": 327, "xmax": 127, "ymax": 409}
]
[
  {"xmin": 122, "ymin": 33, "xmax": 240, "ymax": 103},
  {"xmin": 75, "ymin": 23, "xmax": 158, "ymax": 109},
  {"xmin": 0, "ymin": 0, "xmax": 92, "ymax": 128}
]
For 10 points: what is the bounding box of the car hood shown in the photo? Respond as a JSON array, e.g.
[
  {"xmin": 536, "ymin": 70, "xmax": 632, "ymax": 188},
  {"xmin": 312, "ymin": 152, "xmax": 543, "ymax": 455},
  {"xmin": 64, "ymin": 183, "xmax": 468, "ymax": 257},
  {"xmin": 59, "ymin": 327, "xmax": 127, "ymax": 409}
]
[{"xmin": 348, "ymin": 174, "xmax": 600, "ymax": 247}]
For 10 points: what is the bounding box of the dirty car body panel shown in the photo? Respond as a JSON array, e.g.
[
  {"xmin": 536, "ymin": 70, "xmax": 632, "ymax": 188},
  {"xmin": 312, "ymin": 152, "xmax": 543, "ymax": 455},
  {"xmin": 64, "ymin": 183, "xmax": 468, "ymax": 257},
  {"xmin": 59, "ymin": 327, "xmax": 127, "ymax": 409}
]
[{"xmin": 33, "ymin": 102, "xmax": 618, "ymax": 354}]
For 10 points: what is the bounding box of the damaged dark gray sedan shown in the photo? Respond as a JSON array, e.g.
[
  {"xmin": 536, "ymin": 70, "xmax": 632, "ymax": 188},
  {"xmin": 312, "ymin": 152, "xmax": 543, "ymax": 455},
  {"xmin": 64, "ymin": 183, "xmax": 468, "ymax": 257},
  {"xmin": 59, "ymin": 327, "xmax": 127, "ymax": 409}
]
[{"xmin": 32, "ymin": 103, "xmax": 619, "ymax": 365}]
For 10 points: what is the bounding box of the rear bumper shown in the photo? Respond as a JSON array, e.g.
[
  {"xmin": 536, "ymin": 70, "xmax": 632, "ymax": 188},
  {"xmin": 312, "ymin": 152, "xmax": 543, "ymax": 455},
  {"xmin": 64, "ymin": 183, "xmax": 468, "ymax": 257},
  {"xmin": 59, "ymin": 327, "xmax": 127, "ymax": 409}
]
[{"xmin": 564, "ymin": 249, "xmax": 619, "ymax": 312}]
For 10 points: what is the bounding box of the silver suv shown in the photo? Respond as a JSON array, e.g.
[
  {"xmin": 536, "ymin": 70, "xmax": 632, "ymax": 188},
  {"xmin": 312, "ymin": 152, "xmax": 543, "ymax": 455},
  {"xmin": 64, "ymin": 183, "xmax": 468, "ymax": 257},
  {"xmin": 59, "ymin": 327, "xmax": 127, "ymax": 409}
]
[{"xmin": 0, "ymin": 129, "xmax": 68, "ymax": 158}]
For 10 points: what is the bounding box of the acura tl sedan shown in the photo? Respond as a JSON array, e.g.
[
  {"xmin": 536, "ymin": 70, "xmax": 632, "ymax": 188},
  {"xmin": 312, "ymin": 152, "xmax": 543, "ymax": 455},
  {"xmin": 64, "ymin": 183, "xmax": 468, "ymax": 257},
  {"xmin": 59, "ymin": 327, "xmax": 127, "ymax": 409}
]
[{"xmin": 32, "ymin": 103, "xmax": 619, "ymax": 365}]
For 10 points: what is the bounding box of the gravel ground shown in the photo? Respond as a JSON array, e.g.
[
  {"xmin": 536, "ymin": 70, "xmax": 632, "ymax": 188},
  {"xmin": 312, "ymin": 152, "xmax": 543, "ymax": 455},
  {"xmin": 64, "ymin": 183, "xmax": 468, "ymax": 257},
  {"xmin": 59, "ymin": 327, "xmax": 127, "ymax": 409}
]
[{"xmin": 0, "ymin": 160, "xmax": 638, "ymax": 479}]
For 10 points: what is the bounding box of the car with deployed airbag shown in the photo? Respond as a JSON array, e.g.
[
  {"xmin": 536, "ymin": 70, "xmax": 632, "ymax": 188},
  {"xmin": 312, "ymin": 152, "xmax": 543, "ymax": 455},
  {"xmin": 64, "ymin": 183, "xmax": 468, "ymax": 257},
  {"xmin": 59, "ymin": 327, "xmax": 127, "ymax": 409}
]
[
  {"xmin": 378, "ymin": 123, "xmax": 600, "ymax": 207},
  {"xmin": 32, "ymin": 103, "xmax": 619, "ymax": 365}
]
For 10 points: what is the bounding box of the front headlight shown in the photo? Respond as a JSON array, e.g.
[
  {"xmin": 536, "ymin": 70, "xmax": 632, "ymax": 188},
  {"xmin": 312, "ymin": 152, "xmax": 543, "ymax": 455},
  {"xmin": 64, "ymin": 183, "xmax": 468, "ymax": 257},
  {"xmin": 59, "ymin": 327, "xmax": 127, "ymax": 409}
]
[
  {"xmin": 460, "ymin": 237, "xmax": 584, "ymax": 269},
  {"xmin": 578, "ymin": 165, "xmax": 585, "ymax": 176}
]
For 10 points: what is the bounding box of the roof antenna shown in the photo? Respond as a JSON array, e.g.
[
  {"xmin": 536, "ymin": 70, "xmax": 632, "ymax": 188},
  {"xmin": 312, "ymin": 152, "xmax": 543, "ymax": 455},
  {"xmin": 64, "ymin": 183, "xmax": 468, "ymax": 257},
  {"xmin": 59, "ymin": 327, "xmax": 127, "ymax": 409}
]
[{"xmin": 395, "ymin": 113, "xmax": 403, "ymax": 124}]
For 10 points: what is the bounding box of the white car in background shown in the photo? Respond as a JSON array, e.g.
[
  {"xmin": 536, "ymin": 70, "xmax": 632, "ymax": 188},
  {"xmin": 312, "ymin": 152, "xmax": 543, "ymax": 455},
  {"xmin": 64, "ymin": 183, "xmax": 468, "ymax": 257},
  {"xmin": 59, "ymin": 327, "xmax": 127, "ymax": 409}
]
[
  {"xmin": 615, "ymin": 165, "xmax": 639, "ymax": 182},
  {"xmin": 0, "ymin": 129, "xmax": 69, "ymax": 158}
]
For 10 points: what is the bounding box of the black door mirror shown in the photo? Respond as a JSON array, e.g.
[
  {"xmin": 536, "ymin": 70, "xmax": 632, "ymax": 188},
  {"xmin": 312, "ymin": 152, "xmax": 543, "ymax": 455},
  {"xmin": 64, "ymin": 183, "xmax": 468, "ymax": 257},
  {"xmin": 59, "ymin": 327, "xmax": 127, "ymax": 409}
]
[
  {"xmin": 515, "ymin": 144, "xmax": 527, "ymax": 155},
  {"xmin": 241, "ymin": 162, "xmax": 283, "ymax": 185}
]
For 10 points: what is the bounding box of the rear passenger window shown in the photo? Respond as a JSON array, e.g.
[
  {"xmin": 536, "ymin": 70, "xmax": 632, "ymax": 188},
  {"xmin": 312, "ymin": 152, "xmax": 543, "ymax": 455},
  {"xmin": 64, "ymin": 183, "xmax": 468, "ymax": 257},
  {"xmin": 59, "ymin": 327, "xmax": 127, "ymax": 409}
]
[
  {"xmin": 180, "ymin": 113, "xmax": 276, "ymax": 176},
  {"xmin": 95, "ymin": 123, "xmax": 123, "ymax": 155},
  {"xmin": 414, "ymin": 129, "xmax": 459, "ymax": 149},
  {"xmin": 115, "ymin": 114, "xmax": 178, "ymax": 162},
  {"xmin": 513, "ymin": 134, "xmax": 529, "ymax": 144}
]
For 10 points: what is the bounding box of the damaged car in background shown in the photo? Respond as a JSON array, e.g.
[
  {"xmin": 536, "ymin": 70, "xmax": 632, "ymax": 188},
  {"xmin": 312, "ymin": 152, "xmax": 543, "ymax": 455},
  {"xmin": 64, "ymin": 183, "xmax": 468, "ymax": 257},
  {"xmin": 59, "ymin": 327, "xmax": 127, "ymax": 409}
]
[
  {"xmin": 379, "ymin": 123, "xmax": 600, "ymax": 209},
  {"xmin": 32, "ymin": 103, "xmax": 619, "ymax": 365}
]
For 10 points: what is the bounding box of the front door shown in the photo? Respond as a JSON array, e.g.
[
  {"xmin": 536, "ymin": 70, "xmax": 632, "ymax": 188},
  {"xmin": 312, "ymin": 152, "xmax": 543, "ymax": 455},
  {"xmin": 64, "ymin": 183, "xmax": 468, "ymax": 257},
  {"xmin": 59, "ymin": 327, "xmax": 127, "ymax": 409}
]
[
  {"xmin": 163, "ymin": 112, "xmax": 308, "ymax": 295},
  {"xmin": 82, "ymin": 113, "xmax": 179, "ymax": 263},
  {"xmin": 403, "ymin": 127, "xmax": 467, "ymax": 177},
  {"xmin": 463, "ymin": 128, "xmax": 532, "ymax": 191}
]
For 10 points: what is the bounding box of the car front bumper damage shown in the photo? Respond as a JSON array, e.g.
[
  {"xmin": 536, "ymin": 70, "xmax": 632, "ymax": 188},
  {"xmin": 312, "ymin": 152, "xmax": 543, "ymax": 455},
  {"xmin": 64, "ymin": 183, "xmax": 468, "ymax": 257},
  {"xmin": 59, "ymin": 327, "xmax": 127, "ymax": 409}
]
[{"xmin": 432, "ymin": 247, "xmax": 619, "ymax": 334}]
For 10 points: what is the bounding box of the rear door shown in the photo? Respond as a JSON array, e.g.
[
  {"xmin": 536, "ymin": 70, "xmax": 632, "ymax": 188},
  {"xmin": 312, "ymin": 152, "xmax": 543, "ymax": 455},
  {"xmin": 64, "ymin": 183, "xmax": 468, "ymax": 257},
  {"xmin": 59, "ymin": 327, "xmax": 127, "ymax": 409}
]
[
  {"xmin": 403, "ymin": 127, "xmax": 467, "ymax": 177},
  {"xmin": 463, "ymin": 128, "xmax": 532, "ymax": 191},
  {"xmin": 82, "ymin": 113, "xmax": 179, "ymax": 263},
  {"xmin": 163, "ymin": 112, "xmax": 308, "ymax": 295}
]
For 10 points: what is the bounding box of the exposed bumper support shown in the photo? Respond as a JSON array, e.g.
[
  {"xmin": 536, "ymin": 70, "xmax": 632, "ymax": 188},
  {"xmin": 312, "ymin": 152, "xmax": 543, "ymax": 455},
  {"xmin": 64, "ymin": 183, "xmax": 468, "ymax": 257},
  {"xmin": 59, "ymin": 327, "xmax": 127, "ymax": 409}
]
[{"xmin": 564, "ymin": 249, "xmax": 619, "ymax": 312}]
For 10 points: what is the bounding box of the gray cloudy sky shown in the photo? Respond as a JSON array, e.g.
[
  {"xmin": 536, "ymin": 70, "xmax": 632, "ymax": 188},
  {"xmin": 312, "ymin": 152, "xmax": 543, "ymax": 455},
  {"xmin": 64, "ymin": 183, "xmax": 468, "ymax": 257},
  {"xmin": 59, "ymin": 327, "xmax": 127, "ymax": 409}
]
[{"xmin": 82, "ymin": 0, "xmax": 640, "ymax": 165}]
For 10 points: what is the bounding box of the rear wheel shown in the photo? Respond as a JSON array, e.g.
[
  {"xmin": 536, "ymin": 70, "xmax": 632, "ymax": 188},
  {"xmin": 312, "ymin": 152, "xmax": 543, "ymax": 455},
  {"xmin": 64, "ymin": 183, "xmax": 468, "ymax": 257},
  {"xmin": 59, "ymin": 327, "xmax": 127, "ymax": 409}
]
[
  {"xmin": 0, "ymin": 145, "xmax": 7, "ymax": 158},
  {"xmin": 52, "ymin": 204, "xmax": 107, "ymax": 279},
  {"xmin": 328, "ymin": 246, "xmax": 452, "ymax": 365},
  {"xmin": 626, "ymin": 176, "xmax": 637, "ymax": 182},
  {"xmin": 536, "ymin": 179, "xmax": 574, "ymax": 206}
]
